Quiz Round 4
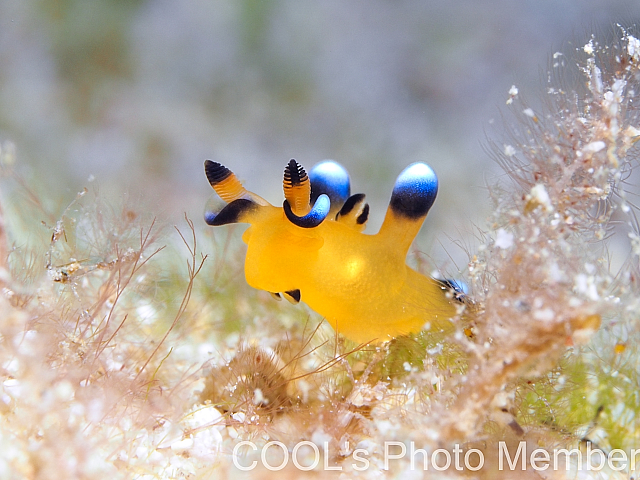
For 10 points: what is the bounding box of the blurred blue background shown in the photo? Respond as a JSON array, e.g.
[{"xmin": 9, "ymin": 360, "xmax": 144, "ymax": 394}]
[{"xmin": 1, "ymin": 0, "xmax": 638, "ymax": 269}]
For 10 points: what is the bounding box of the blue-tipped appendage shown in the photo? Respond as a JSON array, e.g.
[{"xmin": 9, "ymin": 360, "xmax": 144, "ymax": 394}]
[
  {"xmin": 309, "ymin": 160, "xmax": 351, "ymax": 210},
  {"xmin": 389, "ymin": 162, "xmax": 439, "ymax": 219}
]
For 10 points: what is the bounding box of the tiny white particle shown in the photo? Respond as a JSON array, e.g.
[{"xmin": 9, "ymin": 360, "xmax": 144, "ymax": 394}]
[
  {"xmin": 253, "ymin": 388, "xmax": 266, "ymax": 405},
  {"xmin": 232, "ymin": 412, "xmax": 246, "ymax": 423},
  {"xmin": 548, "ymin": 262, "xmax": 565, "ymax": 282},
  {"xmin": 171, "ymin": 437, "xmax": 194, "ymax": 453},
  {"xmin": 533, "ymin": 308, "xmax": 555, "ymax": 322},
  {"xmin": 584, "ymin": 39, "xmax": 594, "ymax": 55},
  {"xmin": 523, "ymin": 108, "xmax": 535, "ymax": 118},
  {"xmin": 504, "ymin": 144, "xmax": 516, "ymax": 157},
  {"xmin": 583, "ymin": 141, "xmax": 606, "ymax": 153},
  {"xmin": 629, "ymin": 232, "xmax": 640, "ymax": 256}
]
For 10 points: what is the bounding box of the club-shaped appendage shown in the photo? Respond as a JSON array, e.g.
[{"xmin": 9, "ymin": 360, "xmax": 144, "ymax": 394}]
[
  {"xmin": 389, "ymin": 162, "xmax": 438, "ymax": 219},
  {"xmin": 309, "ymin": 160, "xmax": 351, "ymax": 215},
  {"xmin": 204, "ymin": 160, "xmax": 268, "ymax": 225},
  {"xmin": 283, "ymin": 159, "xmax": 331, "ymax": 228},
  {"xmin": 378, "ymin": 162, "xmax": 439, "ymax": 252}
]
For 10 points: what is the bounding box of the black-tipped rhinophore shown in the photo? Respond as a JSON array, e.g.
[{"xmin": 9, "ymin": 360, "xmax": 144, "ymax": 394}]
[
  {"xmin": 283, "ymin": 194, "xmax": 331, "ymax": 228},
  {"xmin": 205, "ymin": 160, "xmax": 232, "ymax": 187},
  {"xmin": 389, "ymin": 163, "xmax": 438, "ymax": 219},
  {"xmin": 283, "ymin": 159, "xmax": 311, "ymax": 216},
  {"xmin": 209, "ymin": 198, "xmax": 257, "ymax": 225},
  {"xmin": 284, "ymin": 159, "xmax": 308, "ymax": 187},
  {"xmin": 309, "ymin": 160, "xmax": 351, "ymax": 212}
]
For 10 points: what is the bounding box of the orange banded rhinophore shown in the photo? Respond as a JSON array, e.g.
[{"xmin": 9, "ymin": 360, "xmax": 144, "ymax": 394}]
[{"xmin": 204, "ymin": 159, "xmax": 465, "ymax": 343}]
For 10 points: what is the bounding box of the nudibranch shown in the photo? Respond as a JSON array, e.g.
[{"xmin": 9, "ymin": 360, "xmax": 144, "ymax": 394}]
[{"xmin": 204, "ymin": 158, "xmax": 459, "ymax": 343}]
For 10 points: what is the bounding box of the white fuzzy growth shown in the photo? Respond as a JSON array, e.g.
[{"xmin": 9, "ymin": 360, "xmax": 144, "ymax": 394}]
[
  {"xmin": 136, "ymin": 304, "xmax": 156, "ymax": 324},
  {"xmin": 583, "ymin": 141, "xmax": 606, "ymax": 153},
  {"xmin": 628, "ymin": 35, "xmax": 640, "ymax": 62},
  {"xmin": 494, "ymin": 228, "xmax": 514, "ymax": 249},
  {"xmin": 506, "ymin": 85, "xmax": 518, "ymax": 104},
  {"xmin": 603, "ymin": 79, "xmax": 626, "ymax": 130},
  {"xmin": 533, "ymin": 308, "xmax": 555, "ymax": 322},
  {"xmin": 625, "ymin": 125, "xmax": 640, "ymax": 138},
  {"xmin": 183, "ymin": 405, "xmax": 224, "ymax": 431},
  {"xmin": 585, "ymin": 58, "xmax": 603, "ymax": 95},
  {"xmin": 523, "ymin": 108, "xmax": 535, "ymax": 118},
  {"xmin": 574, "ymin": 274, "xmax": 600, "ymax": 301},
  {"xmin": 253, "ymin": 388, "xmax": 265, "ymax": 405},
  {"xmin": 548, "ymin": 262, "xmax": 565, "ymax": 283},
  {"xmin": 170, "ymin": 437, "xmax": 193, "ymax": 454},
  {"xmin": 629, "ymin": 232, "xmax": 640, "ymax": 256},
  {"xmin": 583, "ymin": 39, "xmax": 594, "ymax": 54},
  {"xmin": 529, "ymin": 184, "xmax": 553, "ymax": 212},
  {"xmin": 190, "ymin": 428, "xmax": 223, "ymax": 461},
  {"xmin": 231, "ymin": 412, "xmax": 246, "ymax": 423}
]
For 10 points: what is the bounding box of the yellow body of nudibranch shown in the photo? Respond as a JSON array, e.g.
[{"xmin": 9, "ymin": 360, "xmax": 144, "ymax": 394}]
[{"xmin": 204, "ymin": 159, "xmax": 460, "ymax": 343}]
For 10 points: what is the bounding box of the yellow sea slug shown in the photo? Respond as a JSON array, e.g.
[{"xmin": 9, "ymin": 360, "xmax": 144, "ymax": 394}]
[{"xmin": 204, "ymin": 159, "xmax": 462, "ymax": 343}]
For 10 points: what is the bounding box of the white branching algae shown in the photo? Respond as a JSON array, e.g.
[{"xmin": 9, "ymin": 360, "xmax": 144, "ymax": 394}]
[{"xmin": 1, "ymin": 30, "xmax": 640, "ymax": 479}]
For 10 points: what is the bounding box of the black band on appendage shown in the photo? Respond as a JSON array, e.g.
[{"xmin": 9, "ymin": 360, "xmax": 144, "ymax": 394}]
[
  {"xmin": 389, "ymin": 191, "xmax": 436, "ymax": 219},
  {"xmin": 205, "ymin": 160, "xmax": 232, "ymax": 186},
  {"xmin": 356, "ymin": 203, "xmax": 370, "ymax": 225},
  {"xmin": 338, "ymin": 193, "xmax": 366, "ymax": 217}
]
